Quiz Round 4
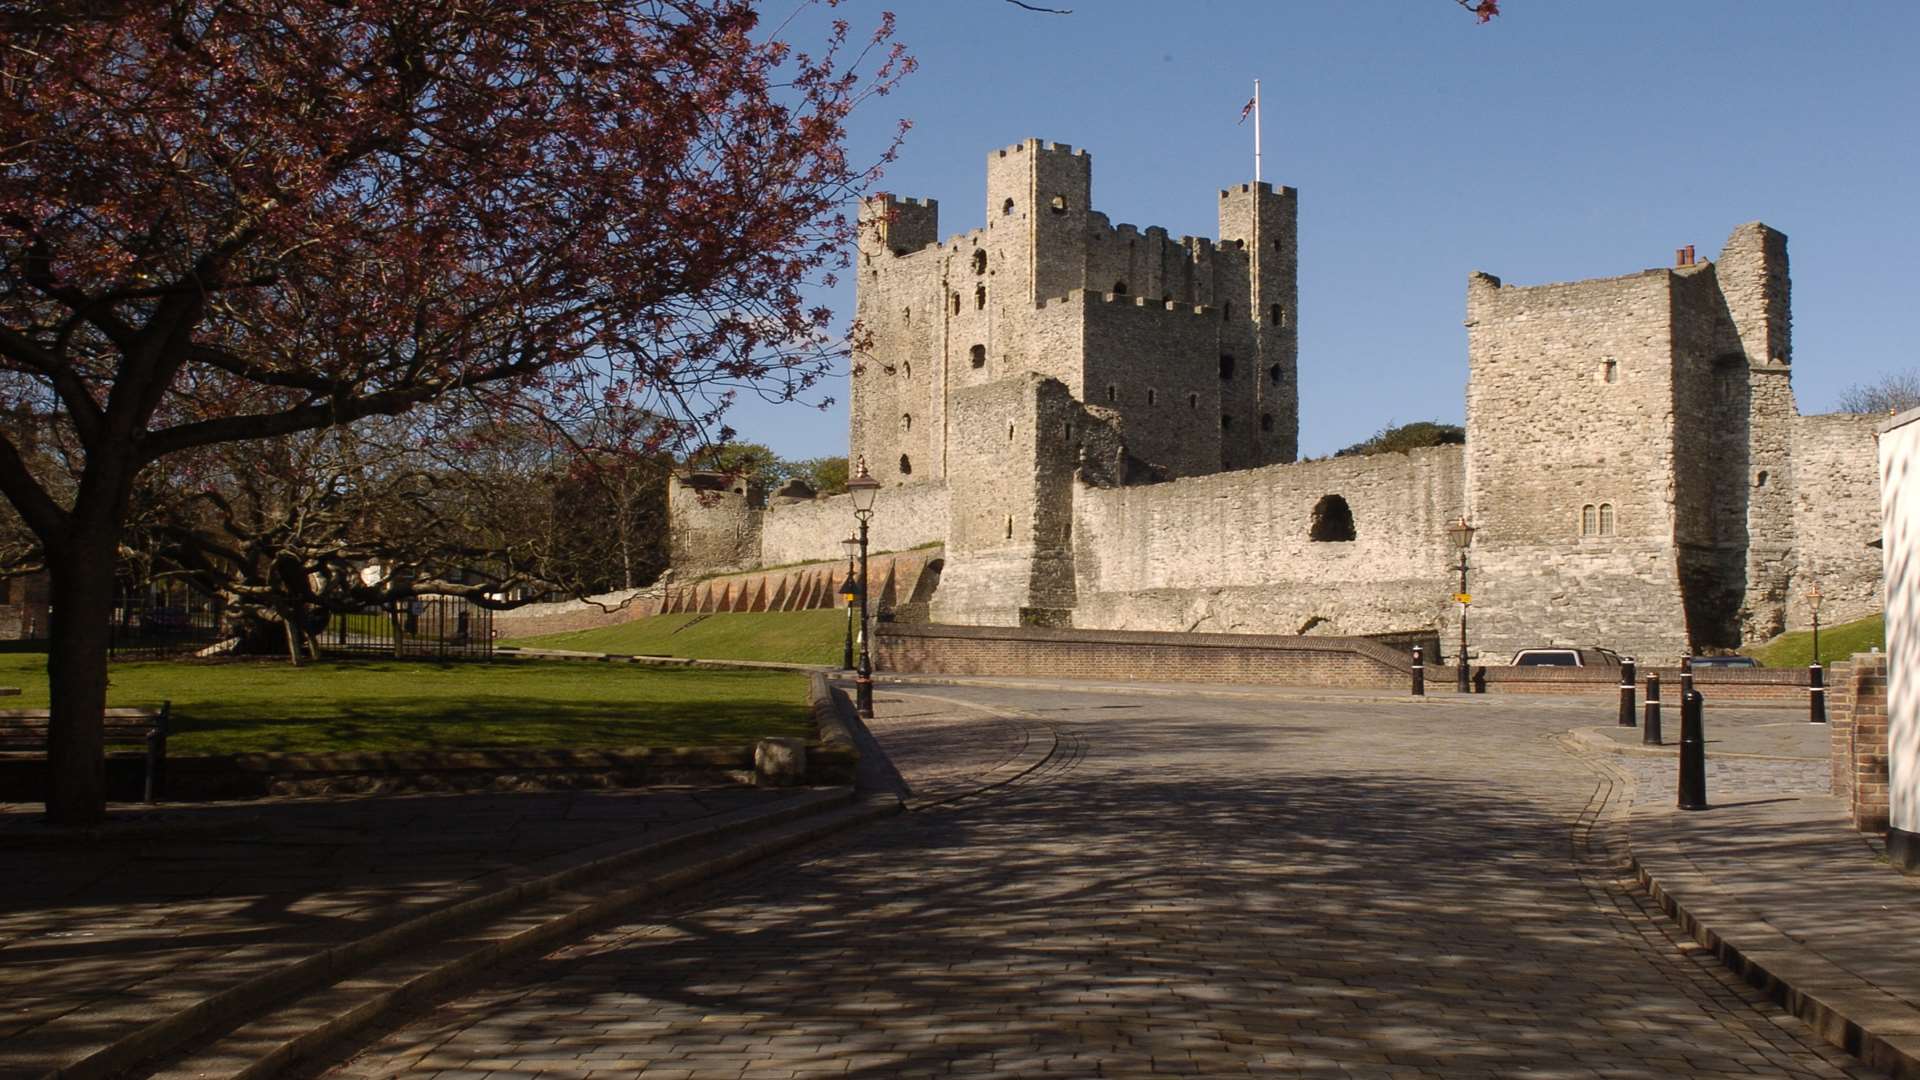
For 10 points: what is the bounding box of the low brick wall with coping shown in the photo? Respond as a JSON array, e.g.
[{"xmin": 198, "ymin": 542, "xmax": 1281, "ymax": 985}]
[
  {"xmin": 1479, "ymin": 664, "xmax": 1810, "ymax": 701},
  {"xmin": 873, "ymin": 623, "xmax": 1413, "ymax": 689}
]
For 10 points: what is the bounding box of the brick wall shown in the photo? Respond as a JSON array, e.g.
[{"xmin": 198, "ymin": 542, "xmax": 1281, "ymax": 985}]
[
  {"xmin": 1481, "ymin": 665, "xmax": 1809, "ymax": 701},
  {"xmin": 873, "ymin": 623, "xmax": 1411, "ymax": 689},
  {"xmin": 1830, "ymin": 652, "xmax": 1889, "ymax": 832}
]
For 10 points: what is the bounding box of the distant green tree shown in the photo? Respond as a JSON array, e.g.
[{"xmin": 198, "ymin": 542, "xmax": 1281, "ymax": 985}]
[
  {"xmin": 686, "ymin": 442, "xmax": 783, "ymax": 493},
  {"xmin": 1334, "ymin": 421, "xmax": 1465, "ymax": 458},
  {"xmin": 789, "ymin": 456, "xmax": 850, "ymax": 495}
]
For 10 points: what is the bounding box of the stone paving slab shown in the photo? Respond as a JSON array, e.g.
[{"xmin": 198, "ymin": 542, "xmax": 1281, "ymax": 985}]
[
  {"xmin": 1628, "ymin": 794, "xmax": 1920, "ymax": 1079},
  {"xmin": 0, "ymin": 786, "xmax": 810, "ymax": 1080}
]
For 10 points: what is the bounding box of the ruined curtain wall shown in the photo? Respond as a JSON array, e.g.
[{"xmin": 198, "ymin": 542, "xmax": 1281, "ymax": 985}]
[
  {"xmin": 756, "ymin": 483, "xmax": 950, "ymax": 568},
  {"xmin": 1069, "ymin": 446, "xmax": 1464, "ymax": 638},
  {"xmin": 1792, "ymin": 412, "xmax": 1885, "ymax": 626}
]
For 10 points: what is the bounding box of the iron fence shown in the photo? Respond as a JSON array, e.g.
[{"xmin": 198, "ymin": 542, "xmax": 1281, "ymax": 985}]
[
  {"xmin": 107, "ymin": 599, "xmax": 227, "ymax": 660},
  {"xmin": 322, "ymin": 598, "xmax": 495, "ymax": 660}
]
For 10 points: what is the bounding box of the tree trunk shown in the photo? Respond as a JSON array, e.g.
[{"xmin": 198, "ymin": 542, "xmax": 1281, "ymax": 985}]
[
  {"xmin": 282, "ymin": 609, "xmax": 304, "ymax": 667},
  {"xmin": 44, "ymin": 547, "xmax": 116, "ymax": 825}
]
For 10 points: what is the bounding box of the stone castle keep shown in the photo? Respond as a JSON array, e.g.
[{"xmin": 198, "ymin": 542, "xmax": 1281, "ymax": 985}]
[{"xmin": 666, "ymin": 138, "xmax": 1884, "ymax": 664}]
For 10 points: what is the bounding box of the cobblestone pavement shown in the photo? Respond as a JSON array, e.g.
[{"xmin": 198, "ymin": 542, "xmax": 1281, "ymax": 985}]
[
  {"xmin": 0, "ymin": 787, "xmax": 798, "ymax": 1079},
  {"xmin": 324, "ymin": 690, "xmax": 1882, "ymax": 1079}
]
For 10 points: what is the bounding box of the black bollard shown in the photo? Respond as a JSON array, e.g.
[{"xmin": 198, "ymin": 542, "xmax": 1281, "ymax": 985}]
[
  {"xmin": 1678, "ymin": 685, "xmax": 1707, "ymax": 811},
  {"xmin": 1618, "ymin": 658, "xmax": 1637, "ymax": 727},
  {"xmin": 1809, "ymin": 662, "xmax": 1827, "ymax": 724},
  {"xmin": 1412, "ymin": 645, "xmax": 1426, "ymax": 696},
  {"xmin": 1643, "ymin": 673, "xmax": 1663, "ymax": 745}
]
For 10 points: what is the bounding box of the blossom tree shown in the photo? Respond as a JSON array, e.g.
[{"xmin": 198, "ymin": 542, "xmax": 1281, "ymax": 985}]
[{"xmin": 0, "ymin": 0, "xmax": 909, "ymax": 823}]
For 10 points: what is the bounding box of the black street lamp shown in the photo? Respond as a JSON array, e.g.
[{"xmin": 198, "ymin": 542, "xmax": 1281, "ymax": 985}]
[
  {"xmin": 1447, "ymin": 516, "xmax": 1477, "ymax": 693},
  {"xmin": 847, "ymin": 458, "xmax": 882, "ymax": 718},
  {"xmin": 1808, "ymin": 581, "xmax": 1827, "ymax": 724},
  {"xmin": 839, "ymin": 536, "xmax": 860, "ymax": 672}
]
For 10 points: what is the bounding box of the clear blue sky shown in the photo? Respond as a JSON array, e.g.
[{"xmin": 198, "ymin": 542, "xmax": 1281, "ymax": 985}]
[{"xmin": 725, "ymin": 0, "xmax": 1920, "ymax": 462}]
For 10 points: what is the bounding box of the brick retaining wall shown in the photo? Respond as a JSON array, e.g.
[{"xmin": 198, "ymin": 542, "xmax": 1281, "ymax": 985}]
[
  {"xmin": 1480, "ymin": 664, "xmax": 1810, "ymax": 701},
  {"xmin": 873, "ymin": 624, "xmax": 1412, "ymax": 689}
]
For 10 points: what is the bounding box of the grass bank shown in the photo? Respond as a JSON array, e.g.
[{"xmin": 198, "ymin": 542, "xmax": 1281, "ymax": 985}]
[
  {"xmin": 506, "ymin": 610, "xmax": 846, "ymax": 666},
  {"xmin": 0, "ymin": 649, "xmax": 811, "ymax": 755},
  {"xmin": 1743, "ymin": 612, "xmax": 1885, "ymax": 668}
]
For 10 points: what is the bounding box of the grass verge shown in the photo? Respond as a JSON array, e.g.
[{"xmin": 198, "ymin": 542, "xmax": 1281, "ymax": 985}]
[
  {"xmin": 1743, "ymin": 612, "xmax": 1885, "ymax": 668},
  {"xmin": 0, "ymin": 650, "xmax": 812, "ymax": 755},
  {"xmin": 506, "ymin": 609, "xmax": 847, "ymax": 666}
]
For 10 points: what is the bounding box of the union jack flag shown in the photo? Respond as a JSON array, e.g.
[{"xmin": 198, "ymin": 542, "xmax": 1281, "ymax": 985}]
[{"xmin": 1238, "ymin": 97, "xmax": 1256, "ymax": 125}]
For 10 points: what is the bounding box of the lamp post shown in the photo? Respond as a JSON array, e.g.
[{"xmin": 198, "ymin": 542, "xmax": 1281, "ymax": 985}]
[
  {"xmin": 839, "ymin": 536, "xmax": 860, "ymax": 672},
  {"xmin": 1447, "ymin": 516, "xmax": 1477, "ymax": 693},
  {"xmin": 1808, "ymin": 581, "xmax": 1827, "ymax": 724},
  {"xmin": 847, "ymin": 458, "xmax": 882, "ymax": 718}
]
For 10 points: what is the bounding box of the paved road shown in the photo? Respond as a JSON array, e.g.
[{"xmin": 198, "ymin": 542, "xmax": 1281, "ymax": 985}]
[{"xmin": 323, "ymin": 689, "xmax": 1878, "ymax": 1079}]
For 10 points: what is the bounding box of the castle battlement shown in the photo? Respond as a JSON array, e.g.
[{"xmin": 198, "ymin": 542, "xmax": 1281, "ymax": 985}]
[{"xmin": 996, "ymin": 139, "xmax": 1087, "ymax": 158}]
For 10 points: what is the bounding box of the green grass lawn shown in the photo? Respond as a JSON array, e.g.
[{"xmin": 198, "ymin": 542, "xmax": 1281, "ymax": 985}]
[
  {"xmin": 0, "ymin": 649, "xmax": 812, "ymax": 755},
  {"xmin": 506, "ymin": 610, "xmax": 848, "ymax": 666},
  {"xmin": 1743, "ymin": 612, "xmax": 1885, "ymax": 668}
]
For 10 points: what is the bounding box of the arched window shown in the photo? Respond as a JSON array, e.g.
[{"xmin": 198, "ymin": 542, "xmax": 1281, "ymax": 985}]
[
  {"xmin": 971, "ymin": 249, "xmax": 987, "ymax": 275},
  {"xmin": 1270, "ymin": 303, "xmax": 1285, "ymax": 326},
  {"xmin": 1260, "ymin": 413, "xmax": 1274, "ymax": 432},
  {"xmin": 1222, "ymin": 301, "xmax": 1232, "ymax": 321},
  {"xmin": 1601, "ymin": 358, "xmax": 1618, "ymax": 384},
  {"xmin": 901, "ymin": 413, "xmax": 912, "ymax": 432},
  {"xmin": 898, "ymin": 454, "xmax": 912, "ymax": 476},
  {"xmin": 1219, "ymin": 354, "xmax": 1236, "ymax": 380},
  {"xmin": 1268, "ymin": 363, "xmax": 1283, "ymax": 385},
  {"xmin": 1005, "ymin": 515, "xmax": 1014, "ymax": 539},
  {"xmin": 902, "ymin": 361, "xmax": 912, "ymax": 379},
  {"xmin": 1147, "ymin": 388, "xmax": 1157, "ymax": 406},
  {"xmin": 1309, "ymin": 495, "xmax": 1356, "ymax": 542},
  {"xmin": 1112, "ymin": 280, "xmax": 1128, "ymax": 295},
  {"xmin": 1221, "ymin": 414, "xmax": 1233, "ymax": 430},
  {"xmin": 950, "ymin": 293, "xmax": 960, "ymax": 316},
  {"xmin": 1581, "ymin": 504, "xmax": 1598, "ymax": 536},
  {"xmin": 969, "ymin": 344, "xmax": 986, "ymax": 369},
  {"xmin": 1106, "ymin": 385, "xmax": 1117, "ymax": 403},
  {"xmin": 1049, "ymin": 195, "xmax": 1068, "ymax": 214},
  {"xmin": 975, "ymin": 284, "xmax": 987, "ymax": 310},
  {"xmin": 902, "ymin": 305, "xmax": 911, "ymax": 324},
  {"xmin": 1188, "ymin": 393, "xmax": 1199, "ymax": 410},
  {"xmin": 1598, "ymin": 503, "xmax": 1615, "ymax": 536},
  {"xmin": 1001, "ymin": 197, "xmax": 1015, "ymax": 216}
]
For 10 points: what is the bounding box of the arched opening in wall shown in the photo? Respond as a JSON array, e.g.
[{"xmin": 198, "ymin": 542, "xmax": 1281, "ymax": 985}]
[
  {"xmin": 901, "ymin": 413, "xmax": 912, "ymax": 432},
  {"xmin": 1581, "ymin": 504, "xmax": 1597, "ymax": 536},
  {"xmin": 902, "ymin": 361, "xmax": 912, "ymax": 379},
  {"xmin": 1222, "ymin": 301, "xmax": 1232, "ymax": 321},
  {"xmin": 1260, "ymin": 413, "xmax": 1274, "ymax": 432},
  {"xmin": 969, "ymin": 344, "xmax": 986, "ymax": 369},
  {"xmin": 1188, "ymin": 393, "xmax": 1199, "ymax": 410},
  {"xmin": 1147, "ymin": 388, "xmax": 1157, "ymax": 406},
  {"xmin": 1598, "ymin": 503, "xmax": 1615, "ymax": 536},
  {"xmin": 1600, "ymin": 358, "xmax": 1618, "ymax": 384},
  {"xmin": 1273, "ymin": 238, "xmax": 1284, "ymax": 252},
  {"xmin": 1268, "ymin": 363, "xmax": 1282, "ymax": 385},
  {"xmin": 902, "ymin": 306, "xmax": 910, "ymax": 324},
  {"xmin": 1270, "ymin": 303, "xmax": 1285, "ymax": 326},
  {"xmin": 971, "ymin": 249, "xmax": 987, "ymax": 275},
  {"xmin": 1309, "ymin": 495, "xmax": 1356, "ymax": 542},
  {"xmin": 1050, "ymin": 195, "xmax": 1068, "ymax": 214},
  {"xmin": 975, "ymin": 285, "xmax": 987, "ymax": 310},
  {"xmin": 1112, "ymin": 280, "xmax": 1128, "ymax": 296},
  {"xmin": 1008, "ymin": 422, "xmax": 1015, "ymax": 441},
  {"xmin": 1002, "ymin": 197, "xmax": 1015, "ymax": 216},
  {"xmin": 1065, "ymin": 423, "xmax": 1073, "ymax": 442},
  {"xmin": 1756, "ymin": 470, "xmax": 1770, "ymax": 488},
  {"xmin": 950, "ymin": 293, "xmax": 960, "ymax": 316},
  {"xmin": 1219, "ymin": 354, "xmax": 1235, "ymax": 380},
  {"xmin": 1106, "ymin": 385, "xmax": 1117, "ymax": 403},
  {"xmin": 1221, "ymin": 414, "xmax": 1233, "ymax": 431},
  {"xmin": 1005, "ymin": 515, "xmax": 1014, "ymax": 540},
  {"xmin": 898, "ymin": 454, "xmax": 912, "ymax": 476}
]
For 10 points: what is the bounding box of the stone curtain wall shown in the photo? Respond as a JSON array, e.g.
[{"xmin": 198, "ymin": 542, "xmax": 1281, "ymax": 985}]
[
  {"xmin": 757, "ymin": 484, "xmax": 949, "ymax": 568},
  {"xmin": 666, "ymin": 474, "xmax": 763, "ymax": 576},
  {"xmin": 1070, "ymin": 445, "xmax": 1464, "ymax": 640},
  {"xmin": 492, "ymin": 588, "xmax": 665, "ymax": 640},
  {"xmin": 873, "ymin": 622, "xmax": 1411, "ymax": 689},
  {"xmin": 1791, "ymin": 412, "xmax": 1885, "ymax": 628}
]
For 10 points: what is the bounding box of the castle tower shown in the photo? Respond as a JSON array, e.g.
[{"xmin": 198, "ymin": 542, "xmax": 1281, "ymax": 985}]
[
  {"xmin": 1218, "ymin": 183, "xmax": 1299, "ymax": 466},
  {"xmin": 852, "ymin": 195, "xmax": 945, "ymax": 486},
  {"xmin": 984, "ymin": 139, "xmax": 1093, "ymax": 306}
]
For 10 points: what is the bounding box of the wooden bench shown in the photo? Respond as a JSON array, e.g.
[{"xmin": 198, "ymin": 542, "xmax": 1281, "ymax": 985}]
[{"xmin": 0, "ymin": 703, "xmax": 171, "ymax": 802}]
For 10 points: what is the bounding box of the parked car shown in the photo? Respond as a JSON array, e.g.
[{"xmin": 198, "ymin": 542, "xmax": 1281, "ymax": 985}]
[
  {"xmin": 1510, "ymin": 646, "xmax": 1622, "ymax": 667},
  {"xmin": 1689, "ymin": 654, "xmax": 1760, "ymax": 669}
]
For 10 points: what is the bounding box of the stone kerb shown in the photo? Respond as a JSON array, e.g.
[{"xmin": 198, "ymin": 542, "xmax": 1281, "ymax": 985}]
[{"xmin": 873, "ymin": 622, "xmax": 1411, "ymax": 690}]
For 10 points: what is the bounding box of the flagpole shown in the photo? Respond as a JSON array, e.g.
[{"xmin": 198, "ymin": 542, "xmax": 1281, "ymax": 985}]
[{"xmin": 1253, "ymin": 78, "xmax": 1262, "ymax": 183}]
